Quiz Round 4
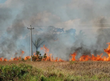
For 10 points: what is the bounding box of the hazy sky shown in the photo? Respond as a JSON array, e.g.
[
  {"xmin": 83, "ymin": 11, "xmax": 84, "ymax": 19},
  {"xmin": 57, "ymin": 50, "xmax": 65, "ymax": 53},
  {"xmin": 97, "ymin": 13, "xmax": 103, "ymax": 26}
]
[
  {"xmin": 0, "ymin": 0, "xmax": 6, "ymax": 3},
  {"xmin": 0, "ymin": 0, "xmax": 110, "ymax": 59}
]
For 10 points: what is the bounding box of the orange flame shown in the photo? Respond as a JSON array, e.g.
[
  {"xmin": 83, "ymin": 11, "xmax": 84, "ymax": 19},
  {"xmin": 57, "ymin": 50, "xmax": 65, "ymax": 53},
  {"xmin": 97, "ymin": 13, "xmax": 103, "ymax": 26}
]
[
  {"xmin": 40, "ymin": 45, "xmax": 65, "ymax": 62},
  {"xmin": 71, "ymin": 43, "xmax": 110, "ymax": 61},
  {"xmin": 41, "ymin": 45, "xmax": 49, "ymax": 53},
  {"xmin": 1, "ymin": 43, "xmax": 110, "ymax": 62}
]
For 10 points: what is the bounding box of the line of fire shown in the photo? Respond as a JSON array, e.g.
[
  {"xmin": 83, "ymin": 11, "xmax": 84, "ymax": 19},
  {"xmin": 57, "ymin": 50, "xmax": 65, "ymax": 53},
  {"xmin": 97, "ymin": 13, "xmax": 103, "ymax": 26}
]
[{"xmin": 0, "ymin": 42, "xmax": 110, "ymax": 62}]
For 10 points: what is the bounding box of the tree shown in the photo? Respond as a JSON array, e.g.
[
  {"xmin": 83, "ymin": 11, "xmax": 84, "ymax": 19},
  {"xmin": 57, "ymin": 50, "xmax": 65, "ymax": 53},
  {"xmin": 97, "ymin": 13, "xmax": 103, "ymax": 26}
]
[{"xmin": 32, "ymin": 38, "xmax": 44, "ymax": 54}]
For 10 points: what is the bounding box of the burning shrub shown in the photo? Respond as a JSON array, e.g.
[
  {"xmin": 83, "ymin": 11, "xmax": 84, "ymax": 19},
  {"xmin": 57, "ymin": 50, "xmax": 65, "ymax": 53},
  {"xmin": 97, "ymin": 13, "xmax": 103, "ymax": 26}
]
[
  {"xmin": 32, "ymin": 55, "xmax": 37, "ymax": 61},
  {"xmin": 33, "ymin": 51, "xmax": 42, "ymax": 61},
  {"xmin": 32, "ymin": 51, "xmax": 47, "ymax": 61}
]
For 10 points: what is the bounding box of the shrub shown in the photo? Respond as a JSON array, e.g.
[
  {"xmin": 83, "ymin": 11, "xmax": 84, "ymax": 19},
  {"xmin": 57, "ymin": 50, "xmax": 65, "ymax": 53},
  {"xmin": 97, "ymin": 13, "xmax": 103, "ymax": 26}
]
[
  {"xmin": 32, "ymin": 51, "xmax": 47, "ymax": 61},
  {"xmin": 0, "ymin": 64, "xmax": 33, "ymax": 81}
]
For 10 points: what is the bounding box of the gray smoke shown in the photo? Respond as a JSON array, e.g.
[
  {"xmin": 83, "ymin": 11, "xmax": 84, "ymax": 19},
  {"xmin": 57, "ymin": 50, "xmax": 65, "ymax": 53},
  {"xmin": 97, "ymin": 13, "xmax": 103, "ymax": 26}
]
[
  {"xmin": 0, "ymin": 16, "xmax": 25, "ymax": 58},
  {"xmin": 0, "ymin": 0, "xmax": 110, "ymax": 60},
  {"xmin": 69, "ymin": 17, "xmax": 110, "ymax": 58},
  {"xmin": 94, "ymin": 18, "xmax": 110, "ymax": 54}
]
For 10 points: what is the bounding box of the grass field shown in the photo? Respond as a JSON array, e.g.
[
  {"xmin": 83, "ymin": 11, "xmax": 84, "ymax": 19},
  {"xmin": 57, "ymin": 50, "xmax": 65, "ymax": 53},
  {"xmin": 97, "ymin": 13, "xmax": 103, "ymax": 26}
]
[{"xmin": 0, "ymin": 61, "xmax": 110, "ymax": 81}]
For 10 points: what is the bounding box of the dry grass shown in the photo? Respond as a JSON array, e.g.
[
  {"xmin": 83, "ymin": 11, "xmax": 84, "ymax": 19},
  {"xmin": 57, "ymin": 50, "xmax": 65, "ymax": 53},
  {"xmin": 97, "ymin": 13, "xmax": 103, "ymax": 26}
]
[{"xmin": 1, "ymin": 61, "xmax": 110, "ymax": 81}]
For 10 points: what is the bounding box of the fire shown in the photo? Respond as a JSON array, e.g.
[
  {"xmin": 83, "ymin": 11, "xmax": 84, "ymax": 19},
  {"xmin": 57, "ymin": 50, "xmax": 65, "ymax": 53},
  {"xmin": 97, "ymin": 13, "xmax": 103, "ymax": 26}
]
[
  {"xmin": 71, "ymin": 52, "xmax": 77, "ymax": 61},
  {"xmin": 71, "ymin": 43, "xmax": 110, "ymax": 61},
  {"xmin": 1, "ymin": 43, "xmax": 110, "ymax": 62},
  {"xmin": 41, "ymin": 45, "xmax": 49, "ymax": 53},
  {"xmin": 0, "ymin": 45, "xmax": 64, "ymax": 62},
  {"xmin": 40, "ymin": 45, "xmax": 65, "ymax": 62},
  {"xmin": 24, "ymin": 56, "xmax": 31, "ymax": 60}
]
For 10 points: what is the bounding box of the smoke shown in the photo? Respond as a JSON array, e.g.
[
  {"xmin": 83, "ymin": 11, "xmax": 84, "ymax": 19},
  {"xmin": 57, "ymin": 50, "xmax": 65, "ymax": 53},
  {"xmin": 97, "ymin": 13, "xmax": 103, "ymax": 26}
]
[
  {"xmin": 94, "ymin": 18, "xmax": 110, "ymax": 54},
  {"xmin": 0, "ymin": 0, "xmax": 63, "ymax": 58},
  {"xmin": 69, "ymin": 17, "xmax": 110, "ymax": 58},
  {"xmin": 0, "ymin": 16, "xmax": 25, "ymax": 58},
  {"xmin": 0, "ymin": 0, "xmax": 110, "ymax": 60},
  {"xmin": 0, "ymin": 1, "xmax": 25, "ymax": 58}
]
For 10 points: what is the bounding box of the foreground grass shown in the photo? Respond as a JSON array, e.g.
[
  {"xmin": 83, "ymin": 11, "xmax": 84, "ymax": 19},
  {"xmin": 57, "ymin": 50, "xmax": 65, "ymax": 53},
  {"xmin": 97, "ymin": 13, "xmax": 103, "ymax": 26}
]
[{"xmin": 0, "ymin": 61, "xmax": 110, "ymax": 81}]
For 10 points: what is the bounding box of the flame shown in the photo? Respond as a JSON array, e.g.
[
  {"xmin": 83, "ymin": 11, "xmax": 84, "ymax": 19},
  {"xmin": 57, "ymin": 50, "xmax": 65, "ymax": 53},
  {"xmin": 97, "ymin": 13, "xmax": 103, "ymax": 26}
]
[
  {"xmin": 1, "ymin": 43, "xmax": 110, "ymax": 62},
  {"xmin": 24, "ymin": 56, "xmax": 31, "ymax": 60},
  {"xmin": 41, "ymin": 45, "xmax": 49, "ymax": 53},
  {"xmin": 40, "ymin": 45, "xmax": 65, "ymax": 62},
  {"xmin": 71, "ymin": 43, "xmax": 110, "ymax": 61},
  {"xmin": 42, "ymin": 45, "xmax": 65, "ymax": 62},
  {"xmin": 3, "ymin": 58, "xmax": 7, "ymax": 61},
  {"xmin": 71, "ymin": 52, "xmax": 77, "ymax": 61},
  {"xmin": 0, "ymin": 45, "xmax": 64, "ymax": 62}
]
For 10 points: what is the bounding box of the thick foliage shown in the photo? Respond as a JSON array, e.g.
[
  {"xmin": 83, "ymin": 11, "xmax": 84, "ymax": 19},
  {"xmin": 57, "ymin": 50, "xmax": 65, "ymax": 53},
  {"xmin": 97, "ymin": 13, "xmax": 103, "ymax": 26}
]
[{"xmin": 0, "ymin": 64, "xmax": 32, "ymax": 81}]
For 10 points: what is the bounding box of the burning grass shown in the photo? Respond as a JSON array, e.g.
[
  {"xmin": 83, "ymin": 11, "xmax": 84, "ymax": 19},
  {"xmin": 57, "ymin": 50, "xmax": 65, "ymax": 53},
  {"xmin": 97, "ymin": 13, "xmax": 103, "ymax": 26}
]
[
  {"xmin": 0, "ymin": 45, "xmax": 65, "ymax": 62},
  {"xmin": 0, "ymin": 61, "xmax": 110, "ymax": 81},
  {"xmin": 1, "ymin": 43, "xmax": 110, "ymax": 62},
  {"xmin": 71, "ymin": 43, "xmax": 110, "ymax": 61}
]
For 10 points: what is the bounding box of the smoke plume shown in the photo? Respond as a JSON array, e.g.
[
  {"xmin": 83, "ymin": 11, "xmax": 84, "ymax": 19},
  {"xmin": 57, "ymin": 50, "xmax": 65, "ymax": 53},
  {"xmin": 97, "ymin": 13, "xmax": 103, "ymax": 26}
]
[{"xmin": 0, "ymin": 0, "xmax": 110, "ymax": 60}]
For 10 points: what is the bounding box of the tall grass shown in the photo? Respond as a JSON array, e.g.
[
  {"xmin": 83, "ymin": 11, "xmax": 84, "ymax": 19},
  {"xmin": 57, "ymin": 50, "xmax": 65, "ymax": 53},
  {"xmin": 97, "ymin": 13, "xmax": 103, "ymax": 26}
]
[{"xmin": 0, "ymin": 61, "xmax": 110, "ymax": 81}]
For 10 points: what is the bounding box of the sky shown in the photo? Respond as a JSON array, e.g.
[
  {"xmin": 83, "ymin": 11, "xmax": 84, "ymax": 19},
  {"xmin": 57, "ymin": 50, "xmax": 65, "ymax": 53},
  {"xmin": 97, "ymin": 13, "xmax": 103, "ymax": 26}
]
[{"xmin": 0, "ymin": 0, "xmax": 110, "ymax": 59}]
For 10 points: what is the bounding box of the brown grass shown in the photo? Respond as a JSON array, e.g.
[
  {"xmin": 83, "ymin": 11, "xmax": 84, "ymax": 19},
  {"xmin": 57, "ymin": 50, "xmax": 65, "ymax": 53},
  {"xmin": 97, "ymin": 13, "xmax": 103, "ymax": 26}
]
[
  {"xmin": 0, "ymin": 61, "xmax": 110, "ymax": 73},
  {"xmin": 1, "ymin": 61, "xmax": 110, "ymax": 80}
]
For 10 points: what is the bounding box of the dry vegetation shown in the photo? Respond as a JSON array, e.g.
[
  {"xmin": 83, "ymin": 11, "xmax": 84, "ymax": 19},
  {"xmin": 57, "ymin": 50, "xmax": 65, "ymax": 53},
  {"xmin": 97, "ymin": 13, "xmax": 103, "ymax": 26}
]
[{"xmin": 0, "ymin": 61, "xmax": 110, "ymax": 81}]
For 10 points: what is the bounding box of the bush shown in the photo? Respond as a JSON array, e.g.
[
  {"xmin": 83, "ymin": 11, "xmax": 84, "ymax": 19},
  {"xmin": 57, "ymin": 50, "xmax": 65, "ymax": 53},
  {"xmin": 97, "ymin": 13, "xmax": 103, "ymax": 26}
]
[
  {"xmin": 41, "ymin": 75, "xmax": 47, "ymax": 81},
  {"xmin": 0, "ymin": 64, "xmax": 33, "ymax": 81},
  {"xmin": 32, "ymin": 51, "xmax": 47, "ymax": 61}
]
